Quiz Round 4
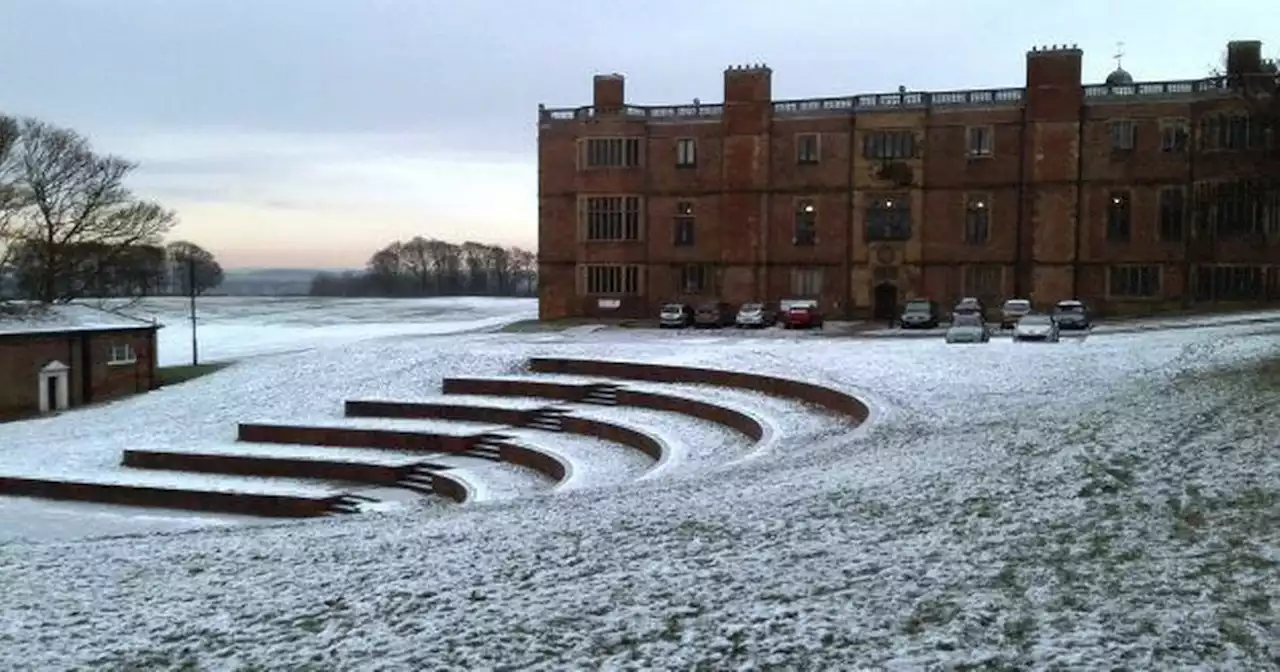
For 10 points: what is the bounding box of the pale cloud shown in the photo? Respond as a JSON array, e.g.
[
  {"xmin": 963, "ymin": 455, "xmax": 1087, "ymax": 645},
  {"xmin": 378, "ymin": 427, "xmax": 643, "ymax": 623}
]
[{"xmin": 91, "ymin": 129, "xmax": 536, "ymax": 267}]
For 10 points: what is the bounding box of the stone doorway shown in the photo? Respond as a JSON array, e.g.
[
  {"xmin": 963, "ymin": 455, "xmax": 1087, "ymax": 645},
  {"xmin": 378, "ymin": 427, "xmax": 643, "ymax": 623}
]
[{"xmin": 38, "ymin": 360, "xmax": 70, "ymax": 414}]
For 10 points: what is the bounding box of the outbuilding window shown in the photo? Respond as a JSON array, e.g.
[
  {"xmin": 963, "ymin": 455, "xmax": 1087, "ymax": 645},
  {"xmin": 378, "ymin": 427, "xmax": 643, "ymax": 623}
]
[{"xmin": 109, "ymin": 344, "xmax": 137, "ymax": 365}]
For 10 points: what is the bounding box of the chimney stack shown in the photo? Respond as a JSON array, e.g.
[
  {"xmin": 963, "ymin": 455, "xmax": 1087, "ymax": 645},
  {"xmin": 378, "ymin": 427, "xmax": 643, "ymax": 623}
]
[
  {"xmin": 592, "ymin": 74, "xmax": 625, "ymax": 111},
  {"xmin": 1226, "ymin": 40, "xmax": 1264, "ymax": 76}
]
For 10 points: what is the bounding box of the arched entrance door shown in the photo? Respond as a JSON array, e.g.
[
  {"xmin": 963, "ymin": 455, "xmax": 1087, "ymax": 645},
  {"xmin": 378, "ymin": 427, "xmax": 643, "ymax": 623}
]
[{"xmin": 873, "ymin": 282, "xmax": 898, "ymax": 322}]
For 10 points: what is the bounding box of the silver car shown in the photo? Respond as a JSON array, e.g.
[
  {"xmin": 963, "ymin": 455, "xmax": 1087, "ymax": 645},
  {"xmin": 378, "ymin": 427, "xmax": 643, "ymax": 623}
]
[
  {"xmin": 945, "ymin": 313, "xmax": 990, "ymax": 344},
  {"xmin": 735, "ymin": 302, "xmax": 776, "ymax": 328},
  {"xmin": 1013, "ymin": 312, "xmax": 1060, "ymax": 342}
]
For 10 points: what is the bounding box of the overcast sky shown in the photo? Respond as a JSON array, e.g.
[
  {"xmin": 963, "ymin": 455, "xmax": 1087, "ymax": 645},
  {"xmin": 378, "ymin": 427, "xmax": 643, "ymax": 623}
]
[{"xmin": 1, "ymin": 0, "xmax": 1274, "ymax": 269}]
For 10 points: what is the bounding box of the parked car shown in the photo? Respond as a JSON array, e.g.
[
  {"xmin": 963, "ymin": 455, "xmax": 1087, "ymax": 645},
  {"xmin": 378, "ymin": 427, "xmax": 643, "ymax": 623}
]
[
  {"xmin": 1052, "ymin": 300, "xmax": 1092, "ymax": 330},
  {"xmin": 694, "ymin": 301, "xmax": 735, "ymax": 328},
  {"xmin": 780, "ymin": 299, "xmax": 824, "ymax": 330},
  {"xmin": 953, "ymin": 297, "xmax": 986, "ymax": 320},
  {"xmin": 1012, "ymin": 312, "xmax": 1060, "ymax": 342},
  {"xmin": 735, "ymin": 302, "xmax": 777, "ymax": 328},
  {"xmin": 945, "ymin": 313, "xmax": 990, "ymax": 344},
  {"xmin": 658, "ymin": 303, "xmax": 694, "ymax": 329},
  {"xmin": 899, "ymin": 299, "xmax": 941, "ymax": 329},
  {"xmin": 1000, "ymin": 298, "xmax": 1033, "ymax": 329}
]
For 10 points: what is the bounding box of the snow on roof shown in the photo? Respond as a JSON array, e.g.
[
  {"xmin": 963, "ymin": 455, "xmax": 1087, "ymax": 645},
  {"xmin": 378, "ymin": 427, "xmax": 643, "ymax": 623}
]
[{"xmin": 0, "ymin": 302, "xmax": 160, "ymax": 337}]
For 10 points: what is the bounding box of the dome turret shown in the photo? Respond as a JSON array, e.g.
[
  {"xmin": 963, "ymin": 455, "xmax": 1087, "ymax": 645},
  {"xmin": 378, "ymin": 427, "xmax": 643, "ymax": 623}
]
[{"xmin": 1105, "ymin": 67, "xmax": 1134, "ymax": 86}]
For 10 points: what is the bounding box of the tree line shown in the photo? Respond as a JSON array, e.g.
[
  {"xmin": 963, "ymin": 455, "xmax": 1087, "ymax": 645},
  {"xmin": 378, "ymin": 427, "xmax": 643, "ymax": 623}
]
[
  {"xmin": 0, "ymin": 115, "xmax": 224, "ymax": 303},
  {"xmin": 309, "ymin": 237, "xmax": 537, "ymax": 297}
]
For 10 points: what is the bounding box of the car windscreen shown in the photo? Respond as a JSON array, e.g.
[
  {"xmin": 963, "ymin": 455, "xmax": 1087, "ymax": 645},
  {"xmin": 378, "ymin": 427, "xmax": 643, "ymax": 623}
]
[
  {"xmin": 953, "ymin": 315, "xmax": 983, "ymax": 327},
  {"xmin": 904, "ymin": 301, "xmax": 931, "ymax": 312},
  {"xmin": 1020, "ymin": 315, "xmax": 1051, "ymax": 325},
  {"xmin": 662, "ymin": 304, "xmax": 684, "ymax": 312},
  {"xmin": 740, "ymin": 303, "xmax": 762, "ymax": 311},
  {"xmin": 1004, "ymin": 300, "xmax": 1030, "ymax": 310},
  {"xmin": 1055, "ymin": 304, "xmax": 1084, "ymax": 313}
]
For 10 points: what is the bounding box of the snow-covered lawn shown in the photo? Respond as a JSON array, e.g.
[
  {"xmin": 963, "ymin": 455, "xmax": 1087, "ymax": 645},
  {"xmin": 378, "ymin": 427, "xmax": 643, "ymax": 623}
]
[
  {"xmin": 0, "ymin": 301, "xmax": 1278, "ymax": 668},
  {"xmin": 115, "ymin": 295, "xmax": 537, "ymax": 366}
]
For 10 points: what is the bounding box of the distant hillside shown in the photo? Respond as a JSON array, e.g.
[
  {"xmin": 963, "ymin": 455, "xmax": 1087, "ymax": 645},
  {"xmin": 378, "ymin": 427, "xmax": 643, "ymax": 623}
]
[{"xmin": 216, "ymin": 268, "xmax": 355, "ymax": 296}]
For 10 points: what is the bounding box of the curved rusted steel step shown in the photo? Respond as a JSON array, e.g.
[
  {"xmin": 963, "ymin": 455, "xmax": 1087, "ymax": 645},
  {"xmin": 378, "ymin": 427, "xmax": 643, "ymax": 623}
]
[
  {"xmin": 440, "ymin": 377, "xmax": 765, "ymax": 442},
  {"xmin": 239, "ymin": 417, "xmax": 571, "ymax": 488},
  {"xmin": 525, "ymin": 357, "xmax": 868, "ymax": 422},
  {"xmin": 345, "ymin": 399, "xmax": 666, "ymax": 468},
  {"xmin": 120, "ymin": 450, "xmax": 473, "ymax": 503},
  {"xmin": 0, "ymin": 474, "xmax": 358, "ymax": 518}
]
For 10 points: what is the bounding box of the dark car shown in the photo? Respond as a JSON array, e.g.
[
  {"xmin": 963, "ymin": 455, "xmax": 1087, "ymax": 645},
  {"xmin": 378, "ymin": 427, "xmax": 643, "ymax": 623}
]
[
  {"xmin": 953, "ymin": 297, "xmax": 986, "ymax": 320},
  {"xmin": 735, "ymin": 302, "xmax": 777, "ymax": 328},
  {"xmin": 899, "ymin": 299, "xmax": 940, "ymax": 329},
  {"xmin": 1052, "ymin": 300, "xmax": 1092, "ymax": 330},
  {"xmin": 694, "ymin": 301, "xmax": 735, "ymax": 328},
  {"xmin": 658, "ymin": 303, "xmax": 694, "ymax": 329},
  {"xmin": 780, "ymin": 299, "xmax": 824, "ymax": 330}
]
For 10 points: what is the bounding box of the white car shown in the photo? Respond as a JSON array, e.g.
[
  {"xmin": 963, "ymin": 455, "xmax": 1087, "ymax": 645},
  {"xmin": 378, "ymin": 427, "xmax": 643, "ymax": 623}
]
[
  {"xmin": 1012, "ymin": 312, "xmax": 1060, "ymax": 342},
  {"xmin": 945, "ymin": 313, "xmax": 990, "ymax": 344}
]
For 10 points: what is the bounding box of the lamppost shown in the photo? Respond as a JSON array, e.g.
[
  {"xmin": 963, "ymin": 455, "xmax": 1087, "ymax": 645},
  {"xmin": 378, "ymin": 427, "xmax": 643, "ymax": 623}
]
[{"xmin": 187, "ymin": 255, "xmax": 199, "ymax": 367}]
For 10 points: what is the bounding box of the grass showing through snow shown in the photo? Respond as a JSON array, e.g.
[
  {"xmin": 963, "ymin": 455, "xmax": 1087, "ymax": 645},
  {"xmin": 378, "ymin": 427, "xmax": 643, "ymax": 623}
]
[{"xmin": 157, "ymin": 363, "xmax": 232, "ymax": 387}]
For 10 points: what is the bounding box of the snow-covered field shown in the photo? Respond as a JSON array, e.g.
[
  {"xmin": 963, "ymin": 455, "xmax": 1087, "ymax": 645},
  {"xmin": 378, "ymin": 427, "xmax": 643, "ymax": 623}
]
[
  {"xmin": 118, "ymin": 295, "xmax": 538, "ymax": 366},
  {"xmin": 0, "ymin": 297, "xmax": 1278, "ymax": 669}
]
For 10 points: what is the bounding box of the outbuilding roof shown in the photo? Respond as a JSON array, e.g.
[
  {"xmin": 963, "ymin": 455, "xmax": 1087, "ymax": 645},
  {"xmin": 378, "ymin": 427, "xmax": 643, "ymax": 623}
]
[{"xmin": 0, "ymin": 302, "xmax": 161, "ymax": 338}]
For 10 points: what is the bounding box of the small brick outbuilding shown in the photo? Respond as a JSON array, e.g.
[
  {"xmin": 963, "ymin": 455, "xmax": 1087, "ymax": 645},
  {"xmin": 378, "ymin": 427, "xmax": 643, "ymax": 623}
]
[{"xmin": 0, "ymin": 304, "xmax": 161, "ymax": 422}]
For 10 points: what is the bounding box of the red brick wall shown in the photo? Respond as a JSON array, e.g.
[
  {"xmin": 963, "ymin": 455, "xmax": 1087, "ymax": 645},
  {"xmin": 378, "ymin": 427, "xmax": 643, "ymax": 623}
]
[
  {"xmin": 87, "ymin": 329, "xmax": 158, "ymax": 404},
  {"xmin": 0, "ymin": 333, "xmax": 81, "ymax": 419},
  {"xmin": 537, "ymin": 45, "xmax": 1280, "ymax": 320},
  {"xmin": 0, "ymin": 326, "xmax": 157, "ymax": 419},
  {"xmin": 0, "ymin": 328, "xmax": 158, "ymax": 421}
]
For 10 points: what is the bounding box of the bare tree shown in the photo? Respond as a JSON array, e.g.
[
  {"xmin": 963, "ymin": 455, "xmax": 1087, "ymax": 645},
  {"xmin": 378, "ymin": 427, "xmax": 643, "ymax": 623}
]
[
  {"xmin": 309, "ymin": 237, "xmax": 538, "ymax": 298},
  {"xmin": 460, "ymin": 241, "xmax": 490, "ymax": 293},
  {"xmin": 6, "ymin": 118, "xmax": 174, "ymax": 303},
  {"xmin": 486, "ymin": 244, "xmax": 514, "ymax": 295},
  {"xmin": 366, "ymin": 242, "xmax": 405, "ymax": 295},
  {"xmin": 399, "ymin": 236, "xmax": 435, "ymax": 295},
  {"xmin": 166, "ymin": 240, "xmax": 224, "ymax": 296},
  {"xmin": 0, "ymin": 115, "xmax": 21, "ymax": 294},
  {"xmin": 430, "ymin": 239, "xmax": 462, "ymax": 293}
]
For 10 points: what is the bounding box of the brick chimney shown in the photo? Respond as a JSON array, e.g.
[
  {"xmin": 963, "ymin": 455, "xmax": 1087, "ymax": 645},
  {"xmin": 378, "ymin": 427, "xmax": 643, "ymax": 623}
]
[
  {"xmin": 1024, "ymin": 44, "xmax": 1083, "ymax": 121},
  {"xmin": 1226, "ymin": 40, "xmax": 1264, "ymax": 76},
  {"xmin": 593, "ymin": 74, "xmax": 625, "ymax": 112},
  {"xmin": 723, "ymin": 63, "xmax": 772, "ymax": 104}
]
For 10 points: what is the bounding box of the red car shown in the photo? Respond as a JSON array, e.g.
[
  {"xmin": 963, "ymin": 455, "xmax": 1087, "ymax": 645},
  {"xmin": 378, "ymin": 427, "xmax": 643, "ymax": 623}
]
[{"xmin": 781, "ymin": 299, "xmax": 824, "ymax": 330}]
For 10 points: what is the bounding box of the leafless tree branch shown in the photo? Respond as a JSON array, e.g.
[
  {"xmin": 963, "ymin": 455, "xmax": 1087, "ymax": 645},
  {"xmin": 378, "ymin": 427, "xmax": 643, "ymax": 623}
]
[
  {"xmin": 0, "ymin": 115, "xmax": 22, "ymax": 299},
  {"xmin": 166, "ymin": 240, "xmax": 224, "ymax": 296},
  {"xmin": 6, "ymin": 118, "xmax": 175, "ymax": 303}
]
